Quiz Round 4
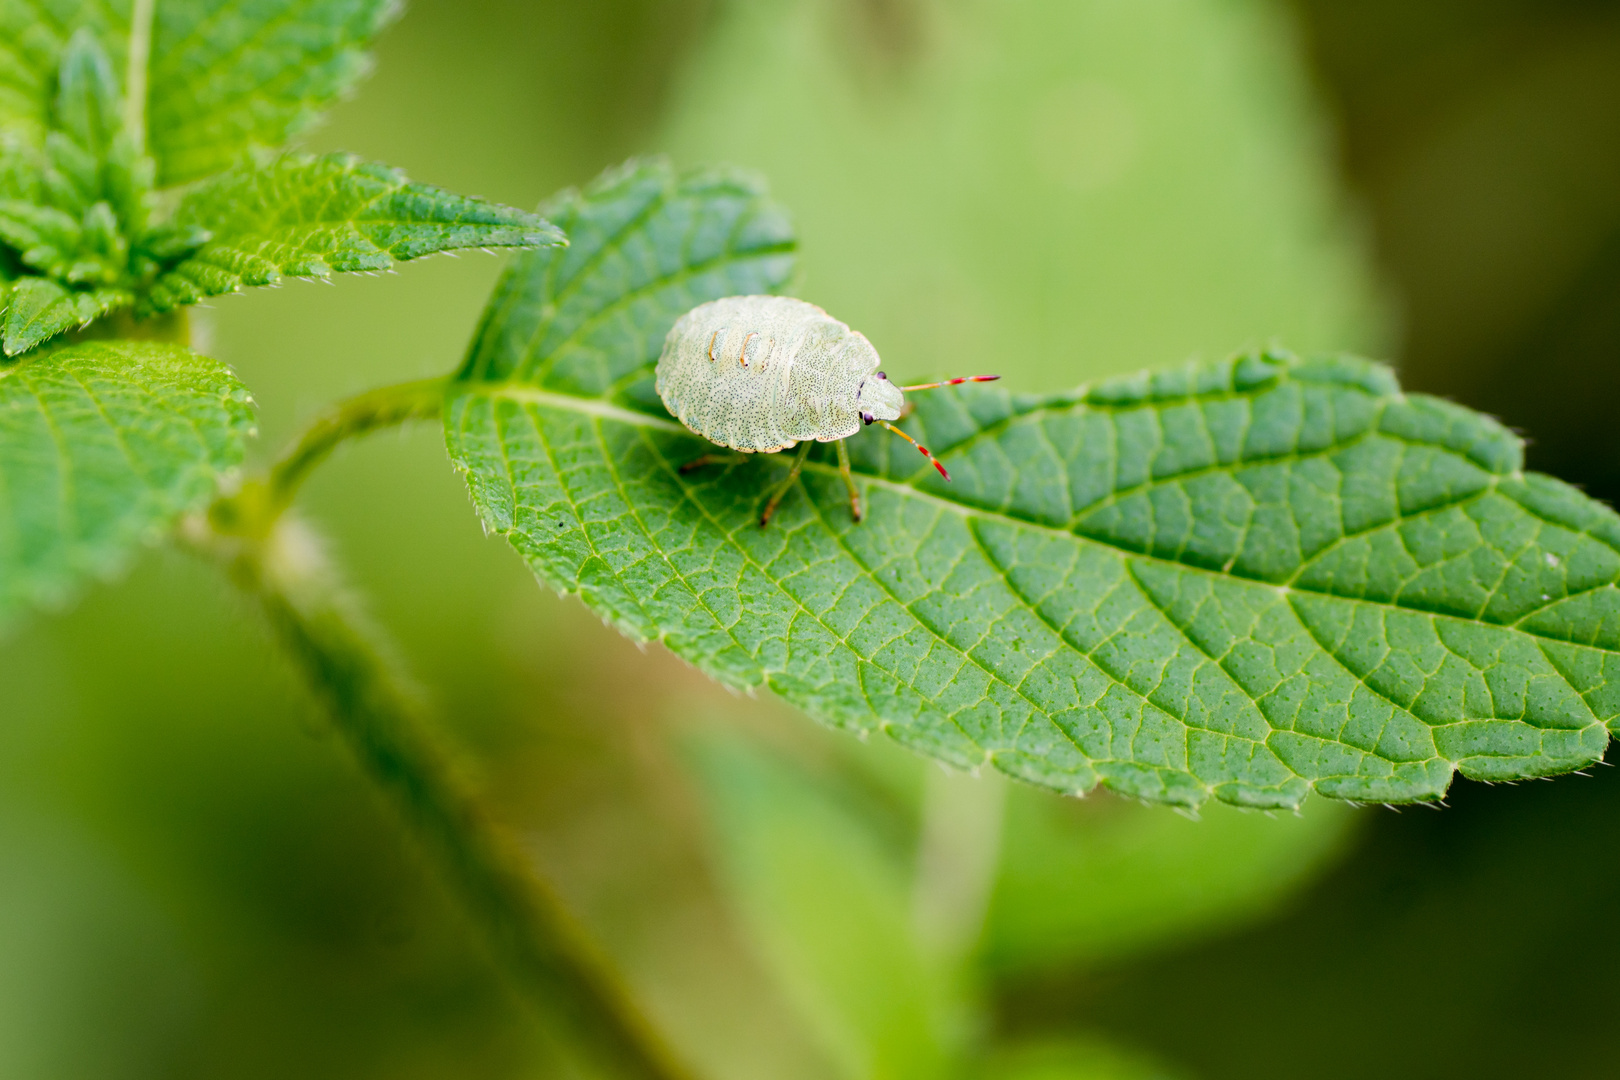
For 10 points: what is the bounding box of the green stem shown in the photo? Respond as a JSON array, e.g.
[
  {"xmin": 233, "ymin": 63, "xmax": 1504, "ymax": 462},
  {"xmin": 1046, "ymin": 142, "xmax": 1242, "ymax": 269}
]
[
  {"xmin": 267, "ymin": 376, "xmax": 449, "ymax": 512},
  {"xmin": 124, "ymin": 0, "xmax": 156, "ymax": 148},
  {"xmin": 198, "ymin": 378, "xmax": 692, "ymax": 1079},
  {"xmin": 197, "ymin": 512, "xmax": 691, "ymax": 1080}
]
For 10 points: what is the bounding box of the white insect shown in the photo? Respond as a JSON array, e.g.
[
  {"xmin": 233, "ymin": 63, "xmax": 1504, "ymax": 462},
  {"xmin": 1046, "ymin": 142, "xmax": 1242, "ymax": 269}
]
[{"xmin": 656, "ymin": 295, "xmax": 998, "ymax": 526}]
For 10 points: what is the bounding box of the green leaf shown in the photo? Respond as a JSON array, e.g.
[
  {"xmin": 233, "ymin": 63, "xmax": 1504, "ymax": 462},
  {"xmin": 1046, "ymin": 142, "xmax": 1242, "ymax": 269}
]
[
  {"xmin": 0, "ymin": 133, "xmax": 42, "ymax": 201},
  {"xmin": 53, "ymin": 26, "xmax": 118, "ymax": 158},
  {"xmin": 143, "ymin": 152, "xmax": 564, "ymax": 314},
  {"xmin": 0, "ymin": 198, "xmax": 81, "ymax": 275},
  {"xmin": 0, "ymin": 3, "xmax": 127, "ymax": 147},
  {"xmin": 2, "ymin": 275, "xmax": 130, "ymax": 355},
  {"xmin": 455, "ymin": 157, "xmax": 794, "ymax": 386},
  {"xmin": 145, "ymin": 0, "xmax": 400, "ymax": 185},
  {"xmin": 0, "ymin": 0, "xmax": 396, "ymax": 185},
  {"xmin": 0, "ymin": 337, "xmax": 254, "ymax": 628},
  {"xmin": 982, "ymin": 785, "xmax": 1355, "ymax": 975},
  {"xmin": 446, "ymin": 159, "xmax": 1620, "ymax": 810}
]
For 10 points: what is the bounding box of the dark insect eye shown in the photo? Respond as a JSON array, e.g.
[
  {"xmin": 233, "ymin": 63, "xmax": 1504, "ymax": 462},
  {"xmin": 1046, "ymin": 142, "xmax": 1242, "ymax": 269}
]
[
  {"xmin": 862, "ymin": 412, "xmax": 875, "ymax": 425},
  {"xmin": 876, "ymin": 371, "xmax": 886, "ymax": 380}
]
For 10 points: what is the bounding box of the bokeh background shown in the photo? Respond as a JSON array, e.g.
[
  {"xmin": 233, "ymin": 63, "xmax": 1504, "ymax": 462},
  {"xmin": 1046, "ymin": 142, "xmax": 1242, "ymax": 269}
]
[{"xmin": 3, "ymin": 0, "xmax": 1620, "ymax": 1077}]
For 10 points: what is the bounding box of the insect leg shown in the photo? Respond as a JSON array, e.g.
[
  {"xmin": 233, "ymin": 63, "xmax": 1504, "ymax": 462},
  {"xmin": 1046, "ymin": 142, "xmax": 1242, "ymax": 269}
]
[
  {"xmin": 679, "ymin": 452, "xmax": 745, "ymax": 474},
  {"xmin": 760, "ymin": 441, "xmax": 813, "ymax": 527},
  {"xmin": 835, "ymin": 438, "xmax": 862, "ymax": 523}
]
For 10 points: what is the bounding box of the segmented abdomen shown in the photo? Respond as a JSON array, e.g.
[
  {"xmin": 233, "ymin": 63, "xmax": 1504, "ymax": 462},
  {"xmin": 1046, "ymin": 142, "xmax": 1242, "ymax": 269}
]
[{"xmin": 656, "ymin": 295, "xmax": 859, "ymax": 452}]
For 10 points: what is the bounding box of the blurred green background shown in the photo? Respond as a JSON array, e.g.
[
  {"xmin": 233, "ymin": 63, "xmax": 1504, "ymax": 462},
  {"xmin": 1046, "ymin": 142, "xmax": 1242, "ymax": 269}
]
[{"xmin": 4, "ymin": 0, "xmax": 1620, "ymax": 1077}]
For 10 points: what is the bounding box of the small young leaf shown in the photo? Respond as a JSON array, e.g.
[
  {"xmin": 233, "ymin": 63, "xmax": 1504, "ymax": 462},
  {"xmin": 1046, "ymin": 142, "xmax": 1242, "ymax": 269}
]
[
  {"xmin": 0, "ymin": 338, "xmax": 254, "ymax": 629},
  {"xmin": 0, "ymin": 199, "xmax": 82, "ymax": 276},
  {"xmin": 53, "ymin": 27, "xmax": 118, "ymax": 158},
  {"xmin": 0, "ymin": 4, "xmax": 125, "ymax": 146},
  {"xmin": 42, "ymin": 129, "xmax": 99, "ymax": 211},
  {"xmin": 142, "ymin": 152, "xmax": 564, "ymax": 314},
  {"xmin": 2, "ymin": 275, "xmax": 130, "ymax": 355},
  {"xmin": 146, "ymin": 0, "xmax": 400, "ymax": 185},
  {"xmin": 0, "ymin": 135, "xmax": 42, "ymax": 200},
  {"xmin": 2, "ymin": 1, "xmax": 396, "ymax": 184},
  {"xmin": 446, "ymin": 159, "xmax": 1620, "ymax": 810}
]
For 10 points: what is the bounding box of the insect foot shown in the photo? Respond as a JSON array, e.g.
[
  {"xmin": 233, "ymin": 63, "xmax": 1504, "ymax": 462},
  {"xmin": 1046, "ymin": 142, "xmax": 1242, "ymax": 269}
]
[{"xmin": 655, "ymin": 294, "xmax": 999, "ymax": 527}]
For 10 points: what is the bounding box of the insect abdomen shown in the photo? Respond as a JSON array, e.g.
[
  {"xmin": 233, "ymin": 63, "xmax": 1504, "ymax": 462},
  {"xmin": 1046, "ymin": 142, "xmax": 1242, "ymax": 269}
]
[{"xmin": 656, "ymin": 295, "xmax": 869, "ymax": 452}]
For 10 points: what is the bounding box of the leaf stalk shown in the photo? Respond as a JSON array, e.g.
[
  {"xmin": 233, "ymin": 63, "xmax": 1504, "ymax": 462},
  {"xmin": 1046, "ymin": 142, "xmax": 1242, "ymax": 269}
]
[
  {"xmin": 267, "ymin": 375, "xmax": 449, "ymax": 512},
  {"xmin": 125, "ymin": 0, "xmax": 156, "ymax": 149}
]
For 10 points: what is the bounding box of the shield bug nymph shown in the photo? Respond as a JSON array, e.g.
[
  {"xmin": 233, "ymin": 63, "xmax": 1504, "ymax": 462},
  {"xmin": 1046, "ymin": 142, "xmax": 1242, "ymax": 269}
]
[{"xmin": 655, "ymin": 295, "xmax": 998, "ymax": 526}]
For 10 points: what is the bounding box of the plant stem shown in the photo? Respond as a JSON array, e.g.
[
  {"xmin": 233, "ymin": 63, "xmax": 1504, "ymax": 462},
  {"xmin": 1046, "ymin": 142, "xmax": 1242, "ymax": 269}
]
[
  {"xmin": 124, "ymin": 0, "xmax": 156, "ymax": 148},
  {"xmin": 267, "ymin": 376, "xmax": 449, "ymax": 512},
  {"xmin": 198, "ymin": 375, "xmax": 692, "ymax": 1078},
  {"xmin": 197, "ymin": 509, "xmax": 691, "ymax": 1080}
]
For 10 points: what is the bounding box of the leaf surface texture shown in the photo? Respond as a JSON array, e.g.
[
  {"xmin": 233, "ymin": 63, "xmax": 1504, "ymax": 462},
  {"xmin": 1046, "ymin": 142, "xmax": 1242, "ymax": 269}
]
[
  {"xmin": 0, "ymin": 337, "xmax": 253, "ymax": 626},
  {"xmin": 0, "ymin": 0, "xmax": 397, "ymax": 183},
  {"xmin": 446, "ymin": 160, "xmax": 1620, "ymax": 809},
  {"xmin": 146, "ymin": 0, "xmax": 398, "ymax": 184},
  {"xmin": 0, "ymin": 1, "xmax": 128, "ymax": 146},
  {"xmin": 144, "ymin": 152, "xmax": 563, "ymax": 313}
]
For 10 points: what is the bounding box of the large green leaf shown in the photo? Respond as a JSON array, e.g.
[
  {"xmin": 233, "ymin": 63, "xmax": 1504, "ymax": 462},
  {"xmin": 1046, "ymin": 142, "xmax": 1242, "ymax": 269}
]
[
  {"xmin": 142, "ymin": 152, "xmax": 564, "ymax": 314},
  {"xmin": 0, "ymin": 337, "xmax": 254, "ymax": 627},
  {"xmin": 453, "ymin": 157, "xmax": 792, "ymax": 387},
  {"xmin": 146, "ymin": 0, "xmax": 399, "ymax": 185},
  {"xmin": 445, "ymin": 159, "xmax": 1620, "ymax": 810}
]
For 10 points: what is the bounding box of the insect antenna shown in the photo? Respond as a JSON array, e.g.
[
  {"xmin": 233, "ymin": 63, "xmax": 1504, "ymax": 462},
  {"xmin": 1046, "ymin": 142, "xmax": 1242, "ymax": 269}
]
[
  {"xmin": 878, "ymin": 420, "xmax": 952, "ymax": 480},
  {"xmin": 898, "ymin": 375, "xmax": 1000, "ymax": 392}
]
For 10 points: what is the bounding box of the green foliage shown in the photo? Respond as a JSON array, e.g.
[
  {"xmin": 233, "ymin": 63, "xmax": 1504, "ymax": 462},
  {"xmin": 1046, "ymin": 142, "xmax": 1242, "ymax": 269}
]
[
  {"xmin": 447, "ymin": 158, "xmax": 1620, "ymax": 810},
  {"xmin": 0, "ymin": 28, "xmax": 161, "ymax": 355},
  {"xmin": 146, "ymin": 0, "xmax": 401, "ymax": 185},
  {"xmin": 690, "ymin": 734, "xmax": 958, "ymax": 1080},
  {"xmin": 0, "ymin": 2, "xmax": 127, "ymax": 145},
  {"xmin": 983, "ymin": 785, "xmax": 1353, "ymax": 974},
  {"xmin": 0, "ymin": 4, "xmax": 556, "ymax": 355},
  {"xmin": 0, "ymin": 0, "xmax": 398, "ymax": 184},
  {"xmin": 1, "ymin": 276, "xmax": 131, "ymax": 354},
  {"xmin": 687, "ymin": 729, "xmax": 1204, "ymax": 1080},
  {"xmin": 145, "ymin": 152, "xmax": 563, "ymax": 314},
  {"xmin": 0, "ymin": 338, "xmax": 253, "ymax": 629},
  {"xmin": 456, "ymin": 157, "xmax": 792, "ymax": 386}
]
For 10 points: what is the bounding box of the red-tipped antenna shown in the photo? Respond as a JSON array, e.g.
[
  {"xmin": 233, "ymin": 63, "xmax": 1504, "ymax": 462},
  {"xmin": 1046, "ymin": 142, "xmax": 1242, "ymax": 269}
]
[
  {"xmin": 899, "ymin": 375, "xmax": 1000, "ymax": 392},
  {"xmin": 879, "ymin": 420, "xmax": 951, "ymax": 480}
]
